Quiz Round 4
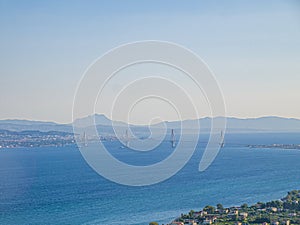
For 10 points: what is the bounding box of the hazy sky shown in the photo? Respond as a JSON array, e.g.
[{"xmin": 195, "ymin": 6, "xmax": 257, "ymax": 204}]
[{"xmin": 0, "ymin": 0, "xmax": 299, "ymax": 124}]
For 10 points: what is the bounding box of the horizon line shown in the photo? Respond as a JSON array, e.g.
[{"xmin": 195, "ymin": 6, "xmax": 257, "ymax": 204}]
[{"xmin": 1, "ymin": 114, "xmax": 300, "ymax": 125}]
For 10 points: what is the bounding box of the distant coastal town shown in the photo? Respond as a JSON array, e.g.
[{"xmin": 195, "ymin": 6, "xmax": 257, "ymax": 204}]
[
  {"xmin": 1, "ymin": 129, "xmax": 300, "ymax": 150},
  {"xmin": 0, "ymin": 130, "xmax": 121, "ymax": 148},
  {"xmin": 0, "ymin": 129, "xmax": 75, "ymax": 148},
  {"xmin": 247, "ymin": 144, "xmax": 300, "ymax": 150},
  {"xmin": 150, "ymin": 190, "xmax": 300, "ymax": 225}
]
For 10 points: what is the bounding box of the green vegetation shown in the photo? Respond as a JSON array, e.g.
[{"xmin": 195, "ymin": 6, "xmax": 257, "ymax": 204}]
[
  {"xmin": 149, "ymin": 222, "xmax": 159, "ymax": 225},
  {"xmin": 163, "ymin": 190, "xmax": 300, "ymax": 225}
]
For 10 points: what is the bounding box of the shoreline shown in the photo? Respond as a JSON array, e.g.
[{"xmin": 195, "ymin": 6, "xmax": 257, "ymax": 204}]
[{"xmin": 151, "ymin": 190, "xmax": 300, "ymax": 225}]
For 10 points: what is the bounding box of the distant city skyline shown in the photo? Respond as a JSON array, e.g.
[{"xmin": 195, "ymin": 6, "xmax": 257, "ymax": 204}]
[{"xmin": 0, "ymin": 0, "xmax": 299, "ymax": 124}]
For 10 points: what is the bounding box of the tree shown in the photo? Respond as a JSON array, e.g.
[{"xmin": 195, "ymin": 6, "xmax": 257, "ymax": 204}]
[
  {"xmin": 149, "ymin": 222, "xmax": 159, "ymax": 225},
  {"xmin": 217, "ymin": 203, "xmax": 224, "ymax": 210},
  {"xmin": 204, "ymin": 205, "xmax": 216, "ymax": 214},
  {"xmin": 189, "ymin": 210, "xmax": 195, "ymax": 218},
  {"xmin": 241, "ymin": 203, "xmax": 248, "ymax": 210}
]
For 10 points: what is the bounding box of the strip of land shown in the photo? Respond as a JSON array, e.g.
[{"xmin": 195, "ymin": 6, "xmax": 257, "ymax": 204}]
[
  {"xmin": 150, "ymin": 190, "xmax": 300, "ymax": 225},
  {"xmin": 247, "ymin": 144, "xmax": 300, "ymax": 150}
]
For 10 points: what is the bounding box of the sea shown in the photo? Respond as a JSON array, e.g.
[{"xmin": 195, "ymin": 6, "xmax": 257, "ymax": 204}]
[{"xmin": 0, "ymin": 132, "xmax": 300, "ymax": 225}]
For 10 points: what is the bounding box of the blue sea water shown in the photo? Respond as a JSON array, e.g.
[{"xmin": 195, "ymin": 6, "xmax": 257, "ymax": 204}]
[{"xmin": 0, "ymin": 133, "xmax": 300, "ymax": 225}]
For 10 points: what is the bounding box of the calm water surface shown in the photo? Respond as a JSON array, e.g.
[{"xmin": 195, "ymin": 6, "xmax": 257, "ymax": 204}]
[{"xmin": 0, "ymin": 133, "xmax": 300, "ymax": 225}]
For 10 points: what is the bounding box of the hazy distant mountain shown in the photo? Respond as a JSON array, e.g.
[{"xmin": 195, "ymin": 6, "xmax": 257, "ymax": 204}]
[
  {"xmin": 0, "ymin": 119, "xmax": 56, "ymax": 126},
  {"xmin": 164, "ymin": 116, "xmax": 300, "ymax": 132},
  {"xmin": 73, "ymin": 114, "xmax": 127, "ymax": 128},
  {"xmin": 0, "ymin": 129, "xmax": 73, "ymax": 136},
  {"xmin": 0, "ymin": 115, "xmax": 300, "ymax": 133},
  {"xmin": 225, "ymin": 116, "xmax": 300, "ymax": 132},
  {"xmin": 0, "ymin": 119, "xmax": 72, "ymax": 132}
]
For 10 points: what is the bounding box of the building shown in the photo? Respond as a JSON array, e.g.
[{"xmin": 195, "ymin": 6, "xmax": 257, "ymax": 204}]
[
  {"xmin": 202, "ymin": 219, "xmax": 212, "ymax": 225},
  {"xmin": 183, "ymin": 219, "xmax": 197, "ymax": 225},
  {"xmin": 231, "ymin": 209, "xmax": 239, "ymax": 215},
  {"xmin": 282, "ymin": 220, "xmax": 290, "ymax": 225},
  {"xmin": 228, "ymin": 209, "xmax": 239, "ymax": 220},
  {"xmin": 170, "ymin": 222, "xmax": 184, "ymax": 225},
  {"xmin": 193, "ymin": 211, "xmax": 207, "ymax": 217},
  {"xmin": 239, "ymin": 212, "xmax": 248, "ymax": 219},
  {"xmin": 221, "ymin": 208, "xmax": 229, "ymax": 214},
  {"xmin": 271, "ymin": 222, "xmax": 279, "ymax": 225},
  {"xmin": 269, "ymin": 207, "xmax": 278, "ymax": 212}
]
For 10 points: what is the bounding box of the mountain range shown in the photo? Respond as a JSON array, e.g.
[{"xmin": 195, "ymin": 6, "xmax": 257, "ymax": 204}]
[{"xmin": 1, "ymin": 114, "xmax": 300, "ymax": 134}]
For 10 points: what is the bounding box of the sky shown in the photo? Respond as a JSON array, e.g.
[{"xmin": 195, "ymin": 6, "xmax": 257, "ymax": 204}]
[{"xmin": 0, "ymin": 0, "xmax": 300, "ymax": 124}]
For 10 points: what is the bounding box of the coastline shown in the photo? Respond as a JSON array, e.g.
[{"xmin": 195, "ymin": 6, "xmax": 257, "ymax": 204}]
[{"xmin": 153, "ymin": 190, "xmax": 300, "ymax": 225}]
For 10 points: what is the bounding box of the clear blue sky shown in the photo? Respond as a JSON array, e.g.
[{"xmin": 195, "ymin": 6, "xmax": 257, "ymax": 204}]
[{"xmin": 0, "ymin": 0, "xmax": 299, "ymax": 123}]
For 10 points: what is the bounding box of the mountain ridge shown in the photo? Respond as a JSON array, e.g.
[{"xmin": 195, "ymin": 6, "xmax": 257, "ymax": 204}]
[{"xmin": 0, "ymin": 115, "xmax": 300, "ymax": 133}]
